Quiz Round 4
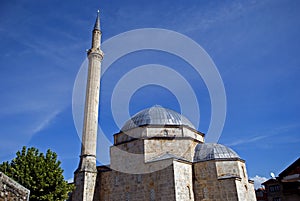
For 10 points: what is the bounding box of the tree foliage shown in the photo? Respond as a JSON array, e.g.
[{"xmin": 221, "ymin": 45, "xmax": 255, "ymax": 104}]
[{"xmin": 0, "ymin": 146, "xmax": 73, "ymax": 201}]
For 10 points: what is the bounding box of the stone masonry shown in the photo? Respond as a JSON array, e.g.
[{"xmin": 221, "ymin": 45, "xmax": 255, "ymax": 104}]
[
  {"xmin": 0, "ymin": 172, "xmax": 30, "ymax": 201},
  {"xmin": 193, "ymin": 160, "xmax": 256, "ymax": 201}
]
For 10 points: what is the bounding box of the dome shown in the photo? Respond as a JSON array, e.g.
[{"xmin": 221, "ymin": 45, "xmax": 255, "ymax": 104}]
[
  {"xmin": 194, "ymin": 143, "xmax": 240, "ymax": 162},
  {"xmin": 121, "ymin": 105, "xmax": 196, "ymax": 131}
]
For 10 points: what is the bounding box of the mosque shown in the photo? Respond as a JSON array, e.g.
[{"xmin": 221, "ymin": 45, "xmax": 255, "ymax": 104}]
[{"xmin": 70, "ymin": 11, "xmax": 256, "ymax": 201}]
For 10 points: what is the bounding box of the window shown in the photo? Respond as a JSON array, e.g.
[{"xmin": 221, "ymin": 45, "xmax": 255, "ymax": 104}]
[
  {"xmin": 256, "ymin": 191, "xmax": 263, "ymax": 197},
  {"xmin": 114, "ymin": 176, "xmax": 119, "ymax": 186},
  {"xmin": 269, "ymin": 185, "xmax": 280, "ymax": 192},
  {"xmin": 187, "ymin": 186, "xmax": 191, "ymax": 199},
  {"xmin": 125, "ymin": 192, "xmax": 130, "ymax": 201},
  {"xmin": 241, "ymin": 166, "xmax": 246, "ymax": 177},
  {"xmin": 203, "ymin": 187, "xmax": 208, "ymax": 199},
  {"xmin": 137, "ymin": 174, "xmax": 142, "ymax": 183},
  {"xmin": 150, "ymin": 189, "xmax": 155, "ymax": 201},
  {"xmin": 163, "ymin": 130, "xmax": 168, "ymax": 136}
]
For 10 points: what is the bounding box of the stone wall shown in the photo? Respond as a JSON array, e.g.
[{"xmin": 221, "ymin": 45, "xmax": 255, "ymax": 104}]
[
  {"xmin": 173, "ymin": 161, "xmax": 194, "ymax": 200},
  {"xmin": 114, "ymin": 127, "xmax": 147, "ymax": 145},
  {"xmin": 72, "ymin": 170, "xmax": 97, "ymax": 201},
  {"xmin": 94, "ymin": 163, "xmax": 176, "ymax": 201},
  {"xmin": 114, "ymin": 126, "xmax": 204, "ymax": 147},
  {"xmin": 111, "ymin": 126, "xmax": 204, "ymax": 165},
  {"xmin": 110, "ymin": 139, "xmax": 146, "ymax": 174},
  {"xmin": 194, "ymin": 160, "xmax": 233, "ymax": 201},
  {"xmin": 97, "ymin": 126, "xmax": 257, "ymax": 201},
  {"xmin": 0, "ymin": 172, "xmax": 30, "ymax": 201},
  {"xmin": 215, "ymin": 160, "xmax": 240, "ymax": 178},
  {"xmin": 145, "ymin": 138, "xmax": 198, "ymax": 162},
  {"xmin": 110, "ymin": 126, "xmax": 201, "ymax": 174},
  {"xmin": 232, "ymin": 161, "xmax": 256, "ymax": 201},
  {"xmin": 95, "ymin": 159, "xmax": 257, "ymax": 201},
  {"xmin": 214, "ymin": 159, "xmax": 257, "ymax": 200},
  {"xmin": 193, "ymin": 160, "xmax": 256, "ymax": 201}
]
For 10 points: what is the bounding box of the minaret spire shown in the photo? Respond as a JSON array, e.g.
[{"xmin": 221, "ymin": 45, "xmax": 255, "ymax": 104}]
[
  {"xmin": 94, "ymin": 10, "xmax": 100, "ymax": 31},
  {"xmin": 89, "ymin": 10, "xmax": 103, "ymax": 56},
  {"xmin": 73, "ymin": 11, "xmax": 104, "ymax": 201}
]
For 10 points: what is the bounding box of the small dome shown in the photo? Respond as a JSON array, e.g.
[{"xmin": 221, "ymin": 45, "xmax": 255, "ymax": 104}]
[
  {"xmin": 121, "ymin": 105, "xmax": 196, "ymax": 131},
  {"xmin": 194, "ymin": 143, "xmax": 240, "ymax": 162}
]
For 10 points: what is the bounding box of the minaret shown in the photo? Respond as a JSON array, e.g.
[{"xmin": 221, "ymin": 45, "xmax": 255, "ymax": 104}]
[{"xmin": 73, "ymin": 11, "xmax": 103, "ymax": 201}]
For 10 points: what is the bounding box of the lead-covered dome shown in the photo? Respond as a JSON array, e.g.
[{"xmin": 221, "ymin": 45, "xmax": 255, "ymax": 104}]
[
  {"xmin": 121, "ymin": 105, "xmax": 196, "ymax": 131},
  {"xmin": 194, "ymin": 143, "xmax": 240, "ymax": 162}
]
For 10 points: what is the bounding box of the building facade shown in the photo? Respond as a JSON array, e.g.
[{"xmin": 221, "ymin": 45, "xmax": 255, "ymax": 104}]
[
  {"xmin": 255, "ymin": 188, "xmax": 267, "ymax": 201},
  {"xmin": 262, "ymin": 158, "xmax": 300, "ymax": 201},
  {"xmin": 71, "ymin": 12, "xmax": 257, "ymax": 201}
]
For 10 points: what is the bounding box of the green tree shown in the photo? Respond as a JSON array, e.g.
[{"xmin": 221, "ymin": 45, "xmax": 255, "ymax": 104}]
[{"xmin": 0, "ymin": 146, "xmax": 73, "ymax": 201}]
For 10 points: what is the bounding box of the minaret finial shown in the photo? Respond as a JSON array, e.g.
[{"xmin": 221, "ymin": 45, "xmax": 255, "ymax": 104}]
[{"xmin": 94, "ymin": 10, "xmax": 100, "ymax": 31}]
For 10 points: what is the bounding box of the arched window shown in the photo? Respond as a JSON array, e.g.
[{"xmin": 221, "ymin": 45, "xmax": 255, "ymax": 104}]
[
  {"xmin": 187, "ymin": 186, "xmax": 192, "ymax": 199},
  {"xmin": 150, "ymin": 189, "xmax": 155, "ymax": 201},
  {"xmin": 114, "ymin": 176, "xmax": 119, "ymax": 186},
  {"xmin": 241, "ymin": 166, "xmax": 246, "ymax": 178},
  {"xmin": 125, "ymin": 192, "xmax": 130, "ymax": 201},
  {"xmin": 137, "ymin": 174, "xmax": 142, "ymax": 183},
  {"xmin": 203, "ymin": 187, "xmax": 208, "ymax": 199}
]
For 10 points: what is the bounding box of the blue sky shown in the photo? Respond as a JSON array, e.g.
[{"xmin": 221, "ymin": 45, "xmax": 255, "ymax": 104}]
[{"xmin": 1, "ymin": 0, "xmax": 299, "ymax": 188}]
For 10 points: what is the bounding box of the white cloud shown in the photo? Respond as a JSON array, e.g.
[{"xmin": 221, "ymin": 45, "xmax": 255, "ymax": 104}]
[
  {"xmin": 0, "ymin": 107, "xmax": 65, "ymax": 159},
  {"xmin": 225, "ymin": 124, "xmax": 300, "ymax": 147},
  {"xmin": 250, "ymin": 175, "xmax": 268, "ymax": 189},
  {"xmin": 226, "ymin": 135, "xmax": 268, "ymax": 146},
  {"xmin": 31, "ymin": 109, "xmax": 62, "ymax": 134},
  {"xmin": 66, "ymin": 177, "xmax": 74, "ymax": 183}
]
